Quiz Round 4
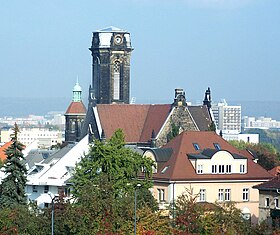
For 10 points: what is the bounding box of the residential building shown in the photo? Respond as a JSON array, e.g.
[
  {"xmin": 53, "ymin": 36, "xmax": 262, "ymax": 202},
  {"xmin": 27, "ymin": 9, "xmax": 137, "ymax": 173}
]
[
  {"xmin": 26, "ymin": 135, "xmax": 89, "ymax": 208},
  {"xmin": 143, "ymin": 131, "xmax": 272, "ymax": 224},
  {"xmin": 212, "ymin": 99, "xmax": 241, "ymax": 133},
  {"xmin": 253, "ymin": 176, "xmax": 280, "ymax": 227}
]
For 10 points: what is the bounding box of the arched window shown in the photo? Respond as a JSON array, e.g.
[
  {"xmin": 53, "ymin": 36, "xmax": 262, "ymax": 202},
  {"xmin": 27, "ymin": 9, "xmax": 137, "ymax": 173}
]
[{"xmin": 113, "ymin": 61, "xmax": 120, "ymax": 100}]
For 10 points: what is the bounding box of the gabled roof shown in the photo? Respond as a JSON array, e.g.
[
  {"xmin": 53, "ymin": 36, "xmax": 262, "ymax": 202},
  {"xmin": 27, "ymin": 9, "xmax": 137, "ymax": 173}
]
[
  {"xmin": 95, "ymin": 104, "xmax": 211, "ymax": 144},
  {"xmin": 188, "ymin": 106, "xmax": 211, "ymax": 130},
  {"xmin": 153, "ymin": 131, "xmax": 272, "ymax": 181},
  {"xmin": 97, "ymin": 104, "xmax": 171, "ymax": 143},
  {"xmin": 65, "ymin": 101, "xmax": 86, "ymax": 115},
  {"xmin": 253, "ymin": 175, "xmax": 280, "ymax": 190},
  {"xmin": 0, "ymin": 141, "xmax": 12, "ymax": 161}
]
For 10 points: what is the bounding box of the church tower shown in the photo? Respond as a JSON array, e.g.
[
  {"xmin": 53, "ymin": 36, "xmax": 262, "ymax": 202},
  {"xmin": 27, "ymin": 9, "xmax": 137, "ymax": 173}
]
[
  {"xmin": 89, "ymin": 26, "xmax": 133, "ymax": 104},
  {"xmin": 65, "ymin": 80, "xmax": 87, "ymax": 143}
]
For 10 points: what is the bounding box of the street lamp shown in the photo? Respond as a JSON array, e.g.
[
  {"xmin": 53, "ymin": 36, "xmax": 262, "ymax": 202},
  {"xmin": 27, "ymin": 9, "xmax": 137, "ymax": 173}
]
[
  {"xmin": 134, "ymin": 183, "xmax": 141, "ymax": 235},
  {"xmin": 48, "ymin": 192, "xmax": 56, "ymax": 235}
]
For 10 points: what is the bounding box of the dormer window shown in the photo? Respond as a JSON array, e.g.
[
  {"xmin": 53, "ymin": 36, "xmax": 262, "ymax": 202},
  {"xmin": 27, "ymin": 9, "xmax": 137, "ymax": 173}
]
[
  {"xmin": 193, "ymin": 143, "xmax": 200, "ymax": 151},
  {"xmin": 213, "ymin": 143, "xmax": 221, "ymax": 150},
  {"xmin": 197, "ymin": 164, "xmax": 203, "ymax": 174}
]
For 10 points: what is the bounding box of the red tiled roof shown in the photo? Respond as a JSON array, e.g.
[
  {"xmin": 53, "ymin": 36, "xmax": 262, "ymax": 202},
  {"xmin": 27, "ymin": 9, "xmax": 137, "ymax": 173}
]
[
  {"xmin": 268, "ymin": 166, "xmax": 280, "ymax": 176},
  {"xmin": 253, "ymin": 175, "xmax": 280, "ymax": 190},
  {"xmin": 0, "ymin": 141, "xmax": 12, "ymax": 161},
  {"xmin": 97, "ymin": 104, "xmax": 171, "ymax": 143},
  {"xmin": 153, "ymin": 131, "xmax": 272, "ymax": 181},
  {"xmin": 65, "ymin": 102, "xmax": 87, "ymax": 115}
]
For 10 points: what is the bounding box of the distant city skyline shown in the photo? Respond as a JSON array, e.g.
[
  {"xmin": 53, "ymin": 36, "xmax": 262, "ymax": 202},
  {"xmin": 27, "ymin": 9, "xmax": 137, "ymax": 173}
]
[{"xmin": 1, "ymin": 1, "xmax": 279, "ymax": 103}]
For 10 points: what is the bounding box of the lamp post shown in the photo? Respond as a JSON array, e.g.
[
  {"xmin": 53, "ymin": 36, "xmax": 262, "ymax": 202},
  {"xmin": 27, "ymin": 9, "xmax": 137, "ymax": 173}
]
[
  {"xmin": 134, "ymin": 183, "xmax": 141, "ymax": 235},
  {"xmin": 48, "ymin": 192, "xmax": 56, "ymax": 235}
]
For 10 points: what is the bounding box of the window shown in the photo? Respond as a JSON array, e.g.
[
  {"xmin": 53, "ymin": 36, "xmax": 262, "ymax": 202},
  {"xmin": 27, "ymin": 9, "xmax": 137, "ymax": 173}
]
[
  {"xmin": 240, "ymin": 164, "xmax": 245, "ymax": 173},
  {"xmin": 44, "ymin": 185, "xmax": 49, "ymax": 193},
  {"xmin": 265, "ymin": 197, "xmax": 270, "ymax": 207},
  {"xmin": 64, "ymin": 187, "xmax": 71, "ymax": 197},
  {"xmin": 225, "ymin": 189, "xmax": 231, "ymax": 201},
  {"xmin": 212, "ymin": 165, "xmax": 217, "ymax": 173},
  {"xmin": 113, "ymin": 61, "xmax": 120, "ymax": 100},
  {"xmin": 275, "ymin": 198, "xmax": 279, "ymax": 208},
  {"xmin": 213, "ymin": 143, "xmax": 221, "ymax": 150},
  {"xmin": 218, "ymin": 189, "xmax": 224, "ymax": 201},
  {"xmin": 199, "ymin": 189, "xmax": 206, "ymax": 202},
  {"xmin": 32, "ymin": 185, "xmax": 38, "ymax": 193},
  {"xmin": 197, "ymin": 164, "xmax": 203, "ymax": 174},
  {"xmin": 193, "ymin": 143, "xmax": 200, "ymax": 151},
  {"xmin": 226, "ymin": 165, "xmax": 232, "ymax": 174},
  {"xmin": 243, "ymin": 188, "xmax": 249, "ymax": 201},
  {"xmin": 218, "ymin": 165, "xmax": 225, "ymax": 173},
  {"xmin": 157, "ymin": 189, "xmax": 165, "ymax": 202}
]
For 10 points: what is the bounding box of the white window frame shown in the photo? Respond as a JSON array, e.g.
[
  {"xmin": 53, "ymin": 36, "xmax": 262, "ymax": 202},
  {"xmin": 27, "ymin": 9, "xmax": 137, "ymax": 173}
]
[
  {"xmin": 240, "ymin": 164, "xmax": 245, "ymax": 173},
  {"xmin": 157, "ymin": 189, "xmax": 165, "ymax": 202},
  {"xmin": 218, "ymin": 189, "xmax": 224, "ymax": 201},
  {"xmin": 197, "ymin": 164, "xmax": 203, "ymax": 174},
  {"xmin": 242, "ymin": 188, "xmax": 249, "ymax": 201},
  {"xmin": 212, "ymin": 165, "xmax": 217, "ymax": 173},
  {"xmin": 199, "ymin": 189, "xmax": 206, "ymax": 202},
  {"xmin": 265, "ymin": 197, "xmax": 270, "ymax": 207},
  {"xmin": 225, "ymin": 189, "xmax": 231, "ymax": 201},
  {"xmin": 275, "ymin": 198, "xmax": 279, "ymax": 208}
]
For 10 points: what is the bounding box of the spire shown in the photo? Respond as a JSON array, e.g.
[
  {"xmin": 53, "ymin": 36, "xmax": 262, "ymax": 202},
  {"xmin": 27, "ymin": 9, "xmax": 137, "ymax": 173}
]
[
  {"xmin": 72, "ymin": 79, "xmax": 82, "ymax": 102},
  {"xmin": 203, "ymin": 87, "xmax": 211, "ymax": 109}
]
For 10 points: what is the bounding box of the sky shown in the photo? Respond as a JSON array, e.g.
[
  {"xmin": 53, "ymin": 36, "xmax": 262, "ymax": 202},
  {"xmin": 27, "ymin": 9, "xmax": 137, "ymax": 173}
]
[{"xmin": 1, "ymin": 0, "xmax": 280, "ymax": 104}]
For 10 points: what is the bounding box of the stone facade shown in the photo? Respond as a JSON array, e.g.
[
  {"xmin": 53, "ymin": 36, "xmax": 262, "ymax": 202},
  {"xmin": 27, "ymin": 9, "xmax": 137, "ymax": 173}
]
[
  {"xmin": 155, "ymin": 106, "xmax": 198, "ymax": 147},
  {"xmin": 89, "ymin": 27, "xmax": 133, "ymax": 104}
]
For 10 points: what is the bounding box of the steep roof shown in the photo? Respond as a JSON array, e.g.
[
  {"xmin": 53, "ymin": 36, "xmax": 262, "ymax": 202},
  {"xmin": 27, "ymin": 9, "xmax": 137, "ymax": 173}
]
[
  {"xmin": 0, "ymin": 141, "xmax": 12, "ymax": 161},
  {"xmin": 188, "ymin": 105, "xmax": 211, "ymax": 130},
  {"xmin": 65, "ymin": 101, "xmax": 87, "ymax": 115},
  {"xmin": 97, "ymin": 104, "xmax": 171, "ymax": 143},
  {"xmin": 253, "ymin": 175, "xmax": 280, "ymax": 190},
  {"xmin": 95, "ymin": 104, "xmax": 211, "ymax": 143},
  {"xmin": 153, "ymin": 131, "xmax": 272, "ymax": 181}
]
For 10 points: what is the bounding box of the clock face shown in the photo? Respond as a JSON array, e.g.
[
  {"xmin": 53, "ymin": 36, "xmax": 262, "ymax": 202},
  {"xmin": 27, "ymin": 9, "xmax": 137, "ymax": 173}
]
[{"xmin": 114, "ymin": 35, "xmax": 122, "ymax": 45}]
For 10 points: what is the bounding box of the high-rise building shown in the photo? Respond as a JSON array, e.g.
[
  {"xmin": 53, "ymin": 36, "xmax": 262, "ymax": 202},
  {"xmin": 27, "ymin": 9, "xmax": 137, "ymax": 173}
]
[{"xmin": 212, "ymin": 99, "xmax": 241, "ymax": 133}]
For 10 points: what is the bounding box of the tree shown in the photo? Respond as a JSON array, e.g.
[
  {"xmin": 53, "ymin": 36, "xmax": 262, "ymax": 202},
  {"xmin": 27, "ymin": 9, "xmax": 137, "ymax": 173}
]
[
  {"xmin": 0, "ymin": 123, "xmax": 27, "ymax": 208},
  {"xmin": 167, "ymin": 122, "xmax": 180, "ymax": 143},
  {"xmin": 70, "ymin": 129, "xmax": 157, "ymax": 233},
  {"xmin": 229, "ymin": 140, "xmax": 280, "ymax": 170}
]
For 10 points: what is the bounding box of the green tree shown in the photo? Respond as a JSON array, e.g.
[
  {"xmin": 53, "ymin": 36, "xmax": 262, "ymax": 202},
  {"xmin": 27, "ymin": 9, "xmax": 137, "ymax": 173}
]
[
  {"xmin": 167, "ymin": 122, "xmax": 180, "ymax": 142},
  {"xmin": 229, "ymin": 140, "xmax": 280, "ymax": 170},
  {"xmin": 70, "ymin": 129, "xmax": 157, "ymax": 233},
  {"xmin": 0, "ymin": 123, "xmax": 27, "ymax": 208}
]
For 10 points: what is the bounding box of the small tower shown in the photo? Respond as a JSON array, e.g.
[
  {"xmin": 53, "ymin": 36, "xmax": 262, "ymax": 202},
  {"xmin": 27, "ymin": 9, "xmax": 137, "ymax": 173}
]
[
  {"xmin": 203, "ymin": 87, "xmax": 212, "ymax": 109},
  {"xmin": 65, "ymin": 80, "xmax": 87, "ymax": 143}
]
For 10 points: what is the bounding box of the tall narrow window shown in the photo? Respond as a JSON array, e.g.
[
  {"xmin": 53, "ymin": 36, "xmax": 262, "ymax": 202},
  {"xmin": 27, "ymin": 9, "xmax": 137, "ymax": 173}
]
[
  {"xmin": 218, "ymin": 189, "xmax": 224, "ymax": 201},
  {"xmin": 199, "ymin": 189, "xmax": 206, "ymax": 202},
  {"xmin": 243, "ymin": 188, "xmax": 249, "ymax": 201},
  {"xmin": 275, "ymin": 198, "xmax": 279, "ymax": 208},
  {"xmin": 240, "ymin": 164, "xmax": 245, "ymax": 173},
  {"xmin": 225, "ymin": 189, "xmax": 231, "ymax": 201},
  {"xmin": 158, "ymin": 189, "xmax": 165, "ymax": 202},
  {"xmin": 265, "ymin": 197, "xmax": 270, "ymax": 207},
  {"xmin": 113, "ymin": 61, "xmax": 120, "ymax": 100}
]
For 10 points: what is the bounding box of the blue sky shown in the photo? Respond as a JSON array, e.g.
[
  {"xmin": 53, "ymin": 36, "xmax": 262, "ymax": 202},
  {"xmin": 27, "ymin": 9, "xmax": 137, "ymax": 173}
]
[{"xmin": 1, "ymin": 0, "xmax": 279, "ymax": 104}]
